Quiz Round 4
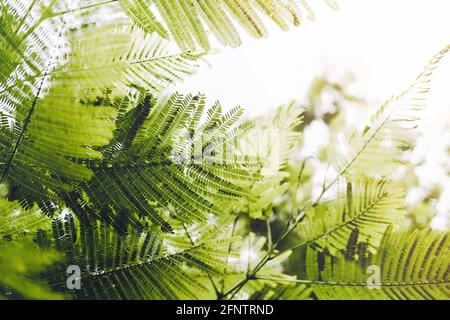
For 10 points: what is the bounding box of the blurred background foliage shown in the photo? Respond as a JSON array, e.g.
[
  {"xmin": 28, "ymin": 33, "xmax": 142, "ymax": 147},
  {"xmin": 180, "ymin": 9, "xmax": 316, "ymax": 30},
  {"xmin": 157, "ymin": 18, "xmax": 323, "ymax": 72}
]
[{"xmin": 237, "ymin": 73, "xmax": 448, "ymax": 279}]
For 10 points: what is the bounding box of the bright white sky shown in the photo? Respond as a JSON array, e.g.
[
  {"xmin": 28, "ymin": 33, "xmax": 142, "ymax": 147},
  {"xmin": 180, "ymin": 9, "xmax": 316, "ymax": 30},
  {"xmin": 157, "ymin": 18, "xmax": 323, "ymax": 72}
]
[
  {"xmin": 176, "ymin": 0, "xmax": 450, "ymax": 115},
  {"xmin": 175, "ymin": 0, "xmax": 450, "ymax": 229}
]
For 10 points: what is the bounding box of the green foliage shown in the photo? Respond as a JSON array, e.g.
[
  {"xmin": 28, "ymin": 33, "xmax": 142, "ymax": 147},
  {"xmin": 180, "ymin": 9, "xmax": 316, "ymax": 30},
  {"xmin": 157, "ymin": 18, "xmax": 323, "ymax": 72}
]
[
  {"xmin": 58, "ymin": 24, "xmax": 205, "ymax": 96},
  {"xmin": 45, "ymin": 212, "xmax": 234, "ymax": 299},
  {"xmin": 0, "ymin": 0, "xmax": 206, "ymax": 210},
  {"xmin": 234, "ymin": 101, "xmax": 303, "ymax": 218},
  {"xmin": 0, "ymin": 243, "xmax": 63, "ymax": 299},
  {"xmin": 297, "ymin": 178, "xmax": 405, "ymax": 254},
  {"xmin": 0, "ymin": 197, "xmax": 50, "ymax": 241},
  {"xmin": 69, "ymin": 92, "xmax": 258, "ymax": 232},
  {"xmin": 332, "ymin": 46, "xmax": 450, "ymax": 178},
  {"xmin": 120, "ymin": 0, "xmax": 338, "ymax": 50},
  {"xmin": 0, "ymin": 193, "xmax": 59, "ymax": 299},
  {"xmin": 303, "ymin": 229, "xmax": 449, "ymax": 300},
  {"xmin": 0, "ymin": 0, "xmax": 448, "ymax": 301}
]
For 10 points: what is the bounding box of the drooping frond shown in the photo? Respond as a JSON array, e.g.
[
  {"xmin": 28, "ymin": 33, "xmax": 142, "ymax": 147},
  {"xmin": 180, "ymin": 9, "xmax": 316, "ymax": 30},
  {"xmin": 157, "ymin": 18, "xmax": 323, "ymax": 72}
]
[
  {"xmin": 304, "ymin": 228, "xmax": 450, "ymax": 300},
  {"xmin": 46, "ymin": 212, "xmax": 234, "ymax": 300},
  {"xmin": 333, "ymin": 45, "xmax": 450, "ymax": 178},
  {"xmin": 120, "ymin": 0, "xmax": 338, "ymax": 50},
  {"xmin": 67, "ymin": 92, "xmax": 259, "ymax": 232},
  {"xmin": 0, "ymin": 0, "xmax": 62, "ymax": 125},
  {"xmin": 0, "ymin": 1, "xmax": 58, "ymax": 97},
  {"xmin": 296, "ymin": 178, "xmax": 405, "ymax": 255}
]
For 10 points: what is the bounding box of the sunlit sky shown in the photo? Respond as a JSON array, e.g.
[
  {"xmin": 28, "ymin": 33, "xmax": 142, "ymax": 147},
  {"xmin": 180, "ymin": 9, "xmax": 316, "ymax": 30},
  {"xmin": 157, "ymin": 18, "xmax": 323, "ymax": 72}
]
[{"xmin": 175, "ymin": 0, "xmax": 450, "ymax": 229}]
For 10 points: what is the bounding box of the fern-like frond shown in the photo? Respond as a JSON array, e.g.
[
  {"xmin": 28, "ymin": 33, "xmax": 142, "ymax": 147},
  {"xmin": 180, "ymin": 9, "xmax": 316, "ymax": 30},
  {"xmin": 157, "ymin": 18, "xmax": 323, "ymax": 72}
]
[
  {"xmin": 333, "ymin": 45, "xmax": 450, "ymax": 177},
  {"xmin": 120, "ymin": 0, "xmax": 337, "ymax": 50},
  {"xmin": 0, "ymin": 0, "xmax": 60, "ymax": 120},
  {"xmin": 46, "ymin": 212, "xmax": 234, "ymax": 300},
  {"xmin": 0, "ymin": 0, "xmax": 102, "ymax": 207},
  {"xmin": 53, "ymin": 24, "xmax": 205, "ymax": 96},
  {"xmin": 0, "ymin": 83, "xmax": 117, "ymax": 207},
  {"xmin": 67, "ymin": 92, "xmax": 259, "ymax": 232},
  {"xmin": 304, "ymin": 228, "xmax": 449, "ymax": 300},
  {"xmin": 295, "ymin": 178, "xmax": 405, "ymax": 255},
  {"xmin": 0, "ymin": 194, "xmax": 61, "ymax": 299},
  {"xmin": 1, "ymin": 4, "xmax": 204, "ymax": 210}
]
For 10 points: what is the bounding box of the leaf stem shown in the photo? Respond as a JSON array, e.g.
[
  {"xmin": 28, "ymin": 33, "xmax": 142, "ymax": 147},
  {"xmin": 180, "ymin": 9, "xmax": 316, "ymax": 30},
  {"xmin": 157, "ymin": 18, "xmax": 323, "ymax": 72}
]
[{"xmin": 221, "ymin": 167, "xmax": 342, "ymax": 299}]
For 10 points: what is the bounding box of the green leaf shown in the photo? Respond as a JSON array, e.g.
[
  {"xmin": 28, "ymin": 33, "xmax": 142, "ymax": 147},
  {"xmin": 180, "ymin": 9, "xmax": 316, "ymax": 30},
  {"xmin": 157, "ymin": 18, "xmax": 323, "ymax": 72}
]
[
  {"xmin": 305, "ymin": 228, "xmax": 450, "ymax": 300},
  {"xmin": 54, "ymin": 24, "xmax": 205, "ymax": 97},
  {"xmin": 332, "ymin": 45, "xmax": 450, "ymax": 178},
  {"xmin": 120, "ymin": 0, "xmax": 337, "ymax": 50},
  {"xmin": 64, "ymin": 92, "xmax": 259, "ymax": 232},
  {"xmin": 296, "ymin": 178, "xmax": 405, "ymax": 254},
  {"xmin": 0, "ymin": 5, "xmax": 204, "ymax": 210},
  {"xmin": 47, "ymin": 212, "xmax": 234, "ymax": 300}
]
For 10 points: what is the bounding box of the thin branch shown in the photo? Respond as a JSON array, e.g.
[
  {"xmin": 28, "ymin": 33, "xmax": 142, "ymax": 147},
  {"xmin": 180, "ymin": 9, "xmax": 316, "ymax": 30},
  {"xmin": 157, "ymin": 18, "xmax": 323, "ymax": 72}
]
[
  {"xmin": 272, "ymin": 190, "xmax": 390, "ymax": 259},
  {"xmin": 222, "ymin": 155, "xmax": 354, "ymax": 299}
]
